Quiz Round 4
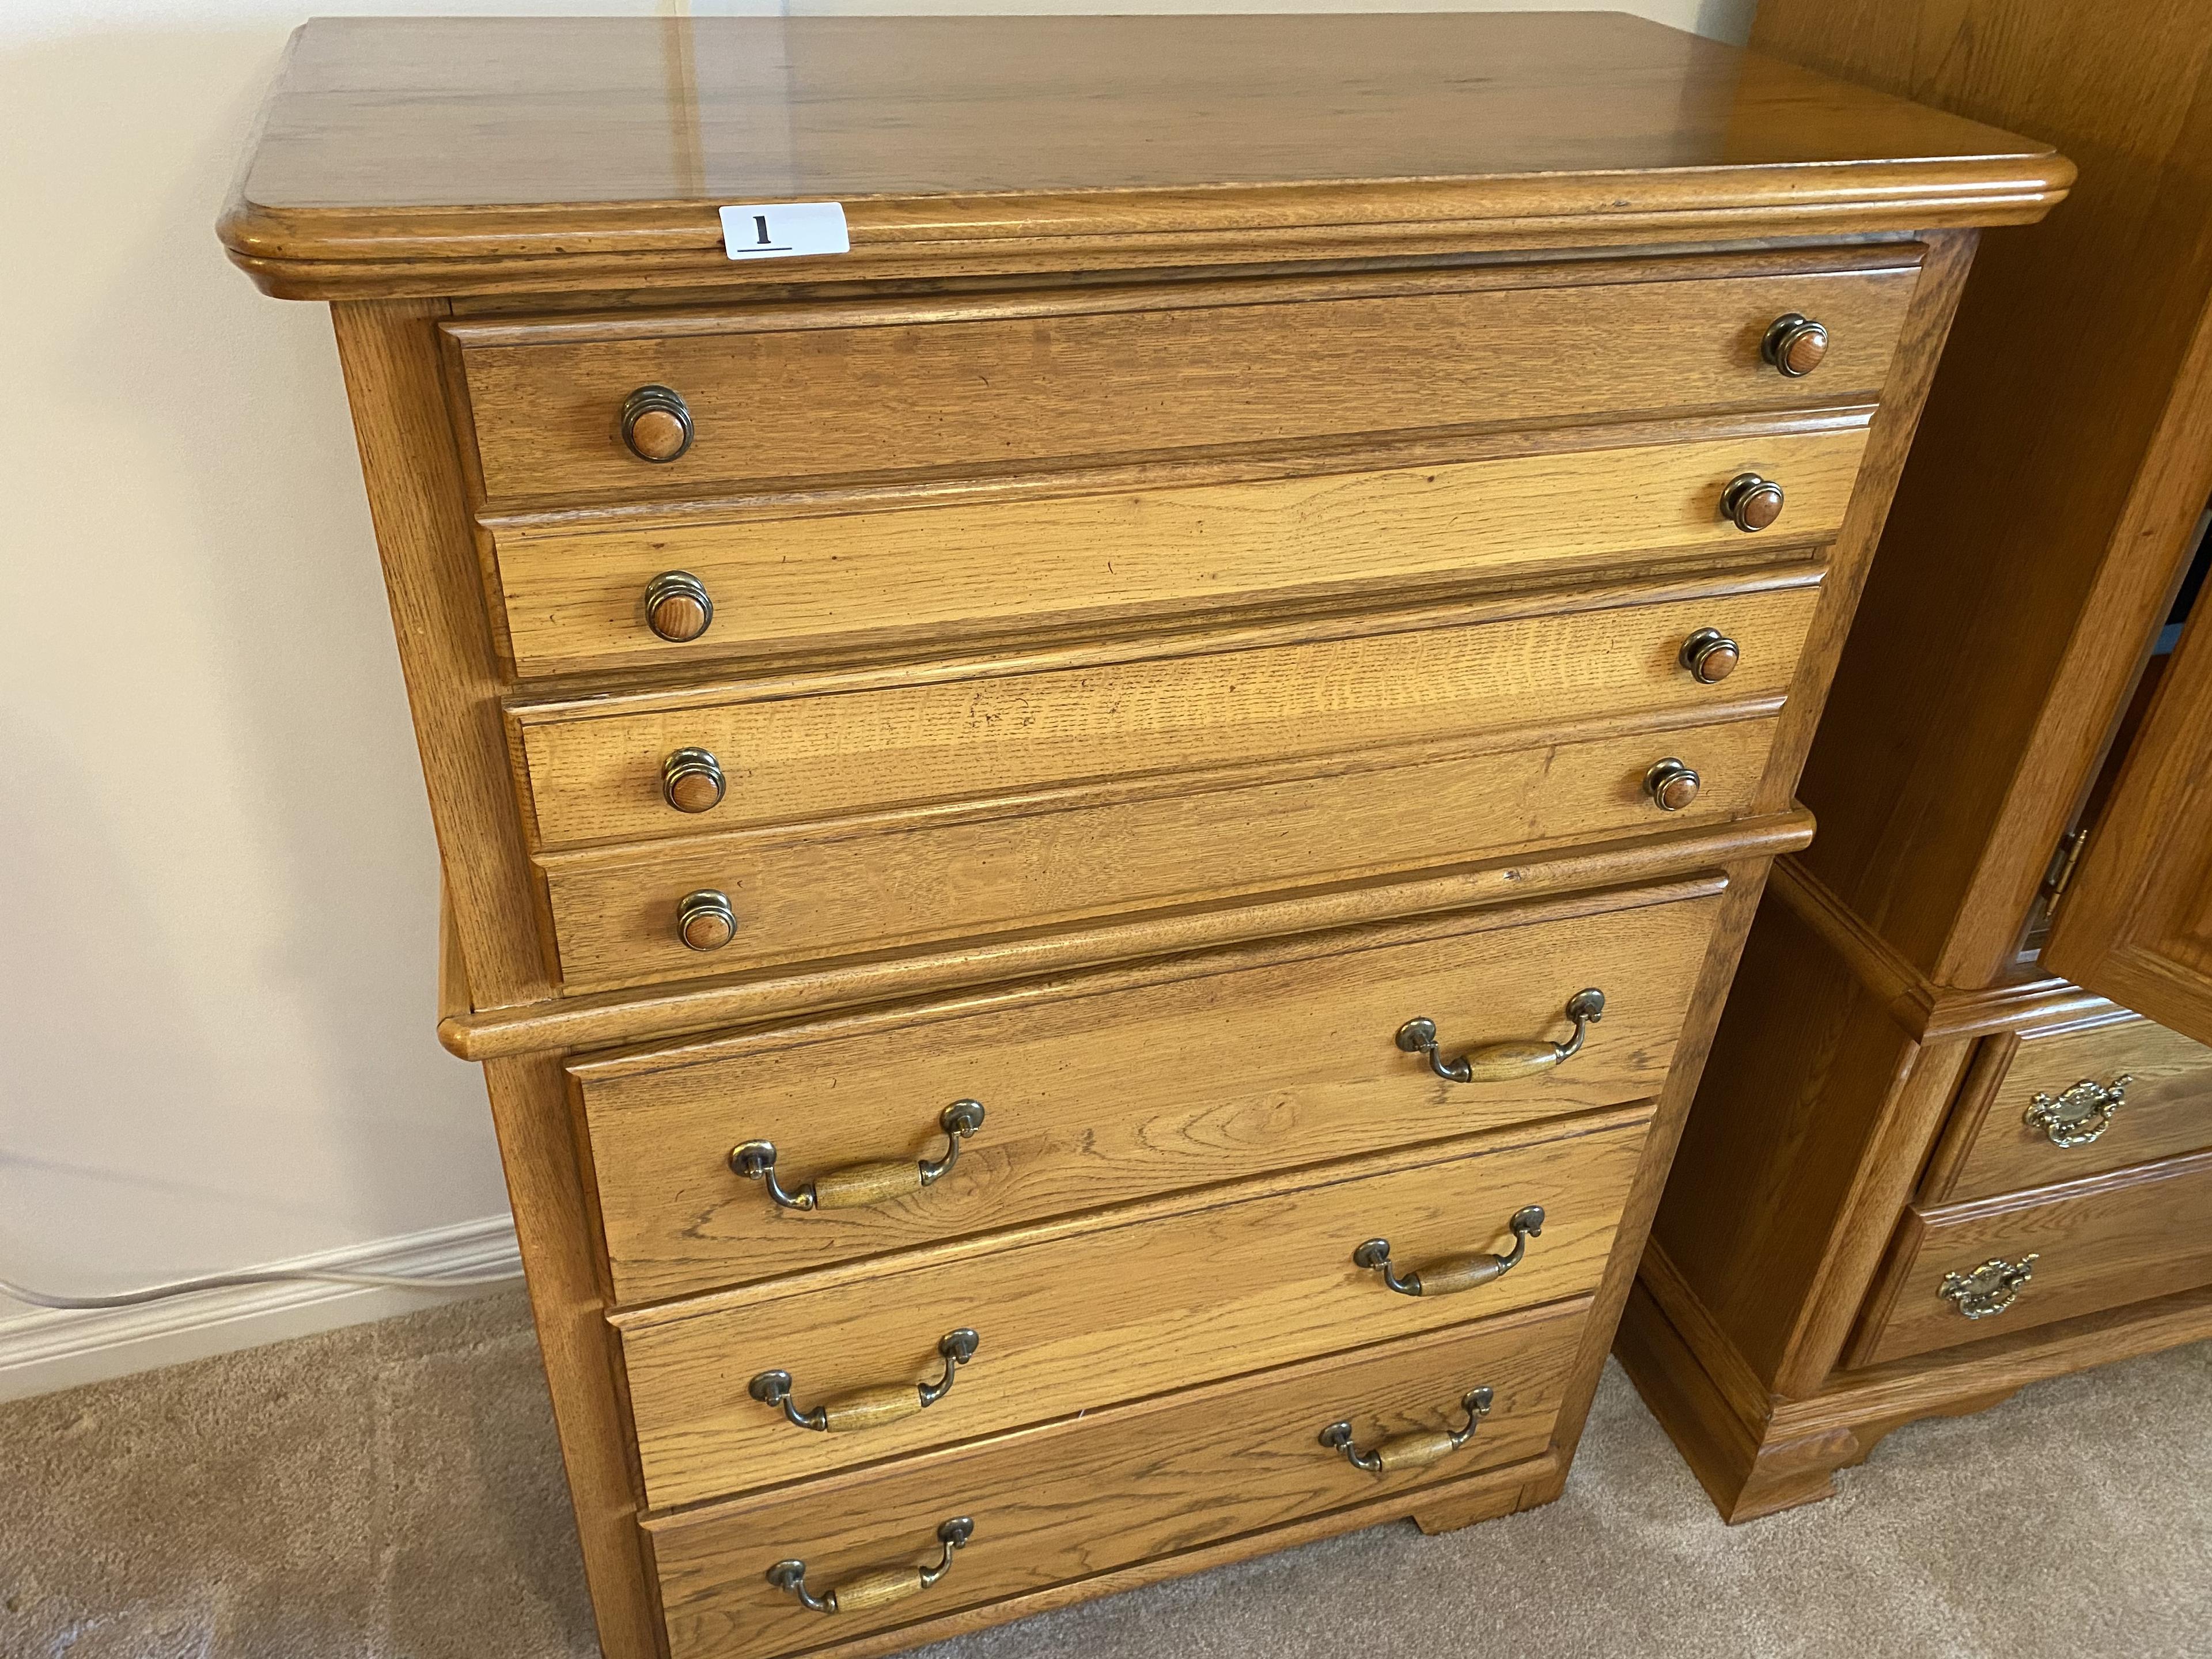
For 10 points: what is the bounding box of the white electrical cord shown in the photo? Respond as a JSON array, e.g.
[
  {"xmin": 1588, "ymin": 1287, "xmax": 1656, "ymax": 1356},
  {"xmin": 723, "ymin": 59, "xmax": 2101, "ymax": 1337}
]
[{"xmin": 0, "ymin": 1263, "xmax": 524, "ymax": 1312}]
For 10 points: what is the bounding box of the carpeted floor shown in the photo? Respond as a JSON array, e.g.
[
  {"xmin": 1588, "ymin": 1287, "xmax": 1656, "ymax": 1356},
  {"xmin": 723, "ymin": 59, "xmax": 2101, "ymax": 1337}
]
[{"xmin": 5, "ymin": 1290, "xmax": 2206, "ymax": 1659}]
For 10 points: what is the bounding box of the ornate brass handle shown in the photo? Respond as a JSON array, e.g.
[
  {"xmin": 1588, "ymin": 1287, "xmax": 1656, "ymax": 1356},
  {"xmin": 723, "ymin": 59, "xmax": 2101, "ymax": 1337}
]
[
  {"xmin": 1397, "ymin": 989, "xmax": 1604, "ymax": 1083},
  {"xmin": 1354, "ymin": 1206, "xmax": 1545, "ymax": 1297},
  {"xmin": 751, "ymin": 1329, "xmax": 980, "ymax": 1434},
  {"xmin": 768, "ymin": 1517, "xmax": 974, "ymax": 1615},
  {"xmin": 1940, "ymin": 1255, "xmax": 2037, "ymax": 1320},
  {"xmin": 2024, "ymin": 1074, "xmax": 2130, "ymax": 1147},
  {"xmin": 1320, "ymin": 1386, "xmax": 1493, "ymax": 1474},
  {"xmin": 732, "ymin": 1100, "xmax": 986, "ymax": 1211}
]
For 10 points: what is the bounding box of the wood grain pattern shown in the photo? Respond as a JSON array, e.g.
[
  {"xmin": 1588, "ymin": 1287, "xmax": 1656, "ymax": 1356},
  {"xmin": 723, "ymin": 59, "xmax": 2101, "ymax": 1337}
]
[
  {"xmin": 452, "ymin": 269, "xmax": 1908, "ymax": 503},
  {"xmin": 543, "ymin": 717, "xmax": 1774, "ymax": 993},
  {"xmin": 2045, "ymin": 589, "xmax": 2212, "ymax": 1045},
  {"xmin": 1850, "ymin": 1147, "xmax": 2212, "ymax": 1367},
  {"xmin": 491, "ymin": 424, "xmax": 1871, "ymax": 676},
  {"xmin": 1758, "ymin": 0, "xmax": 2212, "ymax": 987},
  {"xmin": 616, "ymin": 1108, "xmax": 1650, "ymax": 1510},
  {"xmin": 1925, "ymin": 1010, "xmax": 2212, "ymax": 1204},
  {"xmin": 644, "ymin": 1299, "xmax": 1588, "ymax": 1659},
  {"xmin": 576, "ymin": 883, "xmax": 1723, "ymax": 1304},
  {"xmin": 217, "ymin": 14, "xmax": 2066, "ymax": 300},
  {"xmin": 514, "ymin": 584, "xmax": 1822, "ymax": 852}
]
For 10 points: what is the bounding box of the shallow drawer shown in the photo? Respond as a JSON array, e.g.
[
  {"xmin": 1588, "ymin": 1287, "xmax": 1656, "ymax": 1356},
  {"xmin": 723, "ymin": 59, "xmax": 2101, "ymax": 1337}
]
[
  {"xmin": 490, "ymin": 425, "xmax": 1869, "ymax": 676},
  {"xmin": 1926, "ymin": 1009, "xmax": 2212, "ymax": 1205},
  {"xmin": 448, "ymin": 262, "xmax": 1916, "ymax": 503},
  {"xmin": 575, "ymin": 882, "xmax": 1722, "ymax": 1303},
  {"xmin": 615, "ymin": 1105, "xmax": 1648, "ymax": 1510},
  {"xmin": 1851, "ymin": 1146, "xmax": 2212, "ymax": 1368},
  {"xmin": 645, "ymin": 1298, "xmax": 1585, "ymax": 1659},
  {"xmin": 546, "ymin": 716, "xmax": 1766, "ymax": 992},
  {"xmin": 512, "ymin": 579, "xmax": 1821, "ymax": 853}
]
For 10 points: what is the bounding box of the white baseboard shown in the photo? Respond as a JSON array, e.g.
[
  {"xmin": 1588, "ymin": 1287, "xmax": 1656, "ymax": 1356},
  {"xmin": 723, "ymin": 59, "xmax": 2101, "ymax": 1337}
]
[{"xmin": 0, "ymin": 1215, "xmax": 522, "ymax": 1403}]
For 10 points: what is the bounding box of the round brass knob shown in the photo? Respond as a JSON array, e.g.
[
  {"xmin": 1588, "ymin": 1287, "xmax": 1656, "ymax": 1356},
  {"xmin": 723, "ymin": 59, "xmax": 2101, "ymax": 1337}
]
[
  {"xmin": 621, "ymin": 385, "xmax": 694, "ymax": 463},
  {"xmin": 677, "ymin": 889, "xmax": 737, "ymax": 952},
  {"xmin": 662, "ymin": 748, "xmax": 726, "ymax": 813},
  {"xmin": 1721, "ymin": 472, "xmax": 1786, "ymax": 533},
  {"xmin": 644, "ymin": 571, "xmax": 714, "ymax": 643},
  {"xmin": 1762, "ymin": 313, "xmax": 1830, "ymax": 378},
  {"xmin": 1646, "ymin": 759, "xmax": 1702, "ymax": 812},
  {"xmin": 1680, "ymin": 628, "xmax": 1741, "ymax": 684}
]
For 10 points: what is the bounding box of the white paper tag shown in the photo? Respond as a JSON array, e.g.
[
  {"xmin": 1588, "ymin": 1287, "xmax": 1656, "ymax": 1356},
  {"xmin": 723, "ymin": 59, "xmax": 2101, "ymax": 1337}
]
[{"xmin": 719, "ymin": 202, "xmax": 850, "ymax": 261}]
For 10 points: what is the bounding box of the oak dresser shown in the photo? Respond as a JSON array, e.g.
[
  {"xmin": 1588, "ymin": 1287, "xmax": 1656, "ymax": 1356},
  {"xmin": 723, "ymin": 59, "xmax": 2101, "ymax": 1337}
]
[
  {"xmin": 219, "ymin": 16, "xmax": 2066, "ymax": 1658},
  {"xmin": 1618, "ymin": 0, "xmax": 2212, "ymax": 1524}
]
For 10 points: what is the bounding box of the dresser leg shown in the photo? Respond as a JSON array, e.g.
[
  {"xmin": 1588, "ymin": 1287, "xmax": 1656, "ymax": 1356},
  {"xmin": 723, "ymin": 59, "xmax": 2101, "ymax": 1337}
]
[{"xmin": 1408, "ymin": 1469, "xmax": 1543, "ymax": 1536}]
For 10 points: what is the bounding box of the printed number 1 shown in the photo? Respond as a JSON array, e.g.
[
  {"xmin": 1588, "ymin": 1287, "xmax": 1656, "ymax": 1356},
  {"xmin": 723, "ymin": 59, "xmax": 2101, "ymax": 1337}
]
[{"xmin": 752, "ymin": 214, "xmax": 772, "ymax": 246}]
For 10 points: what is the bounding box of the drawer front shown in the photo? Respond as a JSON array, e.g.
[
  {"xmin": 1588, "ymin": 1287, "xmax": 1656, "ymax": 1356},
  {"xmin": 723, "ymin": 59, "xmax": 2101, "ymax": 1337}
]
[
  {"xmin": 575, "ymin": 884, "xmax": 1722, "ymax": 1304},
  {"xmin": 514, "ymin": 581, "xmax": 1821, "ymax": 852},
  {"xmin": 616, "ymin": 1107, "xmax": 1649, "ymax": 1510},
  {"xmin": 1935, "ymin": 1012, "xmax": 2212, "ymax": 1204},
  {"xmin": 546, "ymin": 717, "xmax": 1769, "ymax": 991},
  {"xmin": 451, "ymin": 264, "xmax": 1916, "ymax": 502},
  {"xmin": 1855, "ymin": 1147, "xmax": 2212, "ymax": 1368},
  {"xmin": 492, "ymin": 426, "xmax": 1869, "ymax": 676},
  {"xmin": 646, "ymin": 1298, "xmax": 1586, "ymax": 1659}
]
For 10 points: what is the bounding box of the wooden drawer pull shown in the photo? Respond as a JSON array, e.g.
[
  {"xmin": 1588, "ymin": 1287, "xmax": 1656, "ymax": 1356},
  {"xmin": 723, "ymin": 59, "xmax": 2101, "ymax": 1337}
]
[
  {"xmin": 1679, "ymin": 627, "xmax": 1741, "ymax": 684},
  {"xmin": 769, "ymin": 1517, "xmax": 974, "ymax": 1615},
  {"xmin": 1319, "ymin": 1385, "xmax": 1493, "ymax": 1474},
  {"xmin": 1762, "ymin": 312, "xmax": 1830, "ymax": 377},
  {"xmin": 2024, "ymin": 1074, "xmax": 2131, "ymax": 1147},
  {"xmin": 643, "ymin": 570, "xmax": 714, "ymax": 642},
  {"xmin": 1354, "ymin": 1205, "xmax": 1545, "ymax": 1297},
  {"xmin": 676, "ymin": 889, "xmax": 738, "ymax": 952},
  {"xmin": 730, "ymin": 1099, "xmax": 987, "ymax": 1211},
  {"xmin": 661, "ymin": 747, "xmax": 726, "ymax": 813},
  {"xmin": 621, "ymin": 384, "xmax": 695, "ymax": 463},
  {"xmin": 1396, "ymin": 988, "xmax": 1605, "ymax": 1083},
  {"xmin": 1645, "ymin": 758, "xmax": 1702, "ymax": 812},
  {"xmin": 751, "ymin": 1328, "xmax": 980, "ymax": 1434},
  {"xmin": 1940, "ymin": 1253, "xmax": 2038, "ymax": 1320},
  {"xmin": 1720, "ymin": 471, "xmax": 1786, "ymax": 531}
]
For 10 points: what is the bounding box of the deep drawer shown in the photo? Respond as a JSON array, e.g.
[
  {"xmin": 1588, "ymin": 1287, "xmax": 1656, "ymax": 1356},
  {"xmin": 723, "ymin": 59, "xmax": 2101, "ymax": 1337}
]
[
  {"xmin": 643, "ymin": 1297, "xmax": 1586, "ymax": 1659},
  {"xmin": 574, "ymin": 881, "xmax": 1723, "ymax": 1304},
  {"xmin": 489, "ymin": 424, "xmax": 1869, "ymax": 677},
  {"xmin": 613, "ymin": 1106, "xmax": 1649, "ymax": 1510},
  {"xmin": 1925, "ymin": 1008, "xmax": 2212, "ymax": 1205},
  {"xmin": 511, "ymin": 579, "xmax": 1821, "ymax": 854},
  {"xmin": 1851, "ymin": 1146, "xmax": 2212, "ymax": 1368},
  {"xmin": 447, "ymin": 262, "xmax": 1916, "ymax": 503}
]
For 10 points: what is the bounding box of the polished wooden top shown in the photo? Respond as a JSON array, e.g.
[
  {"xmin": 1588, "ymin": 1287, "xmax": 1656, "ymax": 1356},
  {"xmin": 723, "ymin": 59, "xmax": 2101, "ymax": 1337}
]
[{"xmin": 220, "ymin": 13, "xmax": 2069, "ymax": 299}]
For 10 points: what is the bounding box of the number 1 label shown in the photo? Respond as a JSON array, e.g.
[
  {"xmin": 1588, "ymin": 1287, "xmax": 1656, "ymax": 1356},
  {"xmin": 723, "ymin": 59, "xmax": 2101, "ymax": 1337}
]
[{"xmin": 718, "ymin": 202, "xmax": 850, "ymax": 261}]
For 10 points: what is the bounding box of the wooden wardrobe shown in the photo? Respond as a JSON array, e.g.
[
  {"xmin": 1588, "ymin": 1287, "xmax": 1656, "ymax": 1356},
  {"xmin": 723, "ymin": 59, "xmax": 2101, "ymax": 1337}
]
[{"xmin": 1620, "ymin": 0, "xmax": 2212, "ymax": 1521}]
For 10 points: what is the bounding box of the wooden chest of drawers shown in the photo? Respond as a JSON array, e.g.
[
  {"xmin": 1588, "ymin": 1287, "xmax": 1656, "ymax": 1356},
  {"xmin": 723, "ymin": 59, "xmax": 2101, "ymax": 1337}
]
[{"xmin": 220, "ymin": 14, "xmax": 2064, "ymax": 1657}]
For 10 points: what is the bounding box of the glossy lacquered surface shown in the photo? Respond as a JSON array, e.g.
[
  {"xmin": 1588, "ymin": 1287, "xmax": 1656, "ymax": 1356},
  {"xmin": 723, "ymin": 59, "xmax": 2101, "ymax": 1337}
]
[{"xmin": 217, "ymin": 13, "xmax": 2069, "ymax": 297}]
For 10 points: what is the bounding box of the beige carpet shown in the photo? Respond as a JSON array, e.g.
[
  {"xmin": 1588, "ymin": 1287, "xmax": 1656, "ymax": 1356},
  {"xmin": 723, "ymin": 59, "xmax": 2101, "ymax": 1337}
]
[{"xmin": 5, "ymin": 1289, "xmax": 2206, "ymax": 1659}]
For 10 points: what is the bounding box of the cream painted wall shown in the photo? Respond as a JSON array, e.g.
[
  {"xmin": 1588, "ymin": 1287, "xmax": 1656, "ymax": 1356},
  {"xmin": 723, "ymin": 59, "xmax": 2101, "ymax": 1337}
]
[{"xmin": 0, "ymin": 0, "xmax": 1751, "ymax": 1339}]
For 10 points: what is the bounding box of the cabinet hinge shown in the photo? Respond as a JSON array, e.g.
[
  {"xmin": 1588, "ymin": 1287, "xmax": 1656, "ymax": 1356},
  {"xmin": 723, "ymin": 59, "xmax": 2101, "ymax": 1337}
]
[{"xmin": 2041, "ymin": 827, "xmax": 2090, "ymax": 908}]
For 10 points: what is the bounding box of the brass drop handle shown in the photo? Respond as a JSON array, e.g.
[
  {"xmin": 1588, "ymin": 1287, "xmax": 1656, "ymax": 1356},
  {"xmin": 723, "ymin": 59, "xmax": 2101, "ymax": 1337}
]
[
  {"xmin": 1354, "ymin": 1206, "xmax": 1545, "ymax": 1297},
  {"xmin": 1721, "ymin": 471, "xmax": 1786, "ymax": 532},
  {"xmin": 1762, "ymin": 312, "xmax": 1830, "ymax": 377},
  {"xmin": 662, "ymin": 747, "xmax": 727, "ymax": 813},
  {"xmin": 751, "ymin": 1329, "xmax": 980, "ymax": 1434},
  {"xmin": 1680, "ymin": 627, "xmax": 1740, "ymax": 684},
  {"xmin": 1396, "ymin": 989, "xmax": 1605, "ymax": 1084},
  {"xmin": 1940, "ymin": 1255, "xmax": 2037, "ymax": 1320},
  {"xmin": 1646, "ymin": 758, "xmax": 1701, "ymax": 812},
  {"xmin": 2024, "ymin": 1074, "xmax": 2130, "ymax": 1147},
  {"xmin": 768, "ymin": 1517, "xmax": 974, "ymax": 1615},
  {"xmin": 644, "ymin": 570, "xmax": 714, "ymax": 643},
  {"xmin": 732, "ymin": 1100, "xmax": 987, "ymax": 1211},
  {"xmin": 676, "ymin": 889, "xmax": 737, "ymax": 952},
  {"xmin": 621, "ymin": 384, "xmax": 694, "ymax": 463},
  {"xmin": 1320, "ymin": 1387, "xmax": 1493, "ymax": 1474}
]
